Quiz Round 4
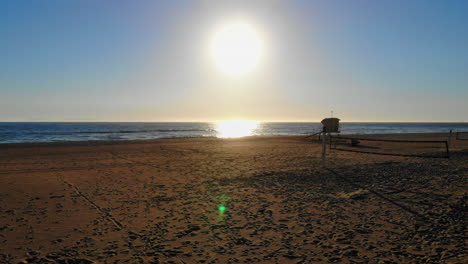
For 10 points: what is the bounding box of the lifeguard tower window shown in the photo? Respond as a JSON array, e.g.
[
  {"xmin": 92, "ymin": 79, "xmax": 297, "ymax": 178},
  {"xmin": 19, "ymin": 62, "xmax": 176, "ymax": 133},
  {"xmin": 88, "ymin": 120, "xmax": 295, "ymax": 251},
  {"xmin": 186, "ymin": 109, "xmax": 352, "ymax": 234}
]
[{"xmin": 321, "ymin": 118, "xmax": 340, "ymax": 133}]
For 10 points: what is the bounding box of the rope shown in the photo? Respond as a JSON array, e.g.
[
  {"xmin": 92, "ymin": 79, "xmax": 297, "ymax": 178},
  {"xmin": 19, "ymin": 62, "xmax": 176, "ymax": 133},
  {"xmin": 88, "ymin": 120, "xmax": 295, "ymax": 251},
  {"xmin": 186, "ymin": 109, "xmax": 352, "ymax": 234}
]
[{"xmin": 304, "ymin": 130, "xmax": 322, "ymax": 138}]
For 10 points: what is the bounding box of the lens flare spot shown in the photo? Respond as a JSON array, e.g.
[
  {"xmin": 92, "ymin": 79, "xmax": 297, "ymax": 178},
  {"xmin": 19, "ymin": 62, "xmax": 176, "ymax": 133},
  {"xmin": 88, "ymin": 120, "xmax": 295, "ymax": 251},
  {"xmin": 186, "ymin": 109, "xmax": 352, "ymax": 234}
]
[{"xmin": 218, "ymin": 205, "xmax": 226, "ymax": 212}]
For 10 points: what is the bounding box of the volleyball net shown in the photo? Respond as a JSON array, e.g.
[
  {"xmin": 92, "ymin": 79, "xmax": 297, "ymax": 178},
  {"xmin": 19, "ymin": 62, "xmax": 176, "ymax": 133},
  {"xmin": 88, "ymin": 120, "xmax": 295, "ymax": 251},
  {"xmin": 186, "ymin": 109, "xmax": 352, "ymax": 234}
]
[
  {"xmin": 456, "ymin": 132, "xmax": 468, "ymax": 141},
  {"xmin": 329, "ymin": 135, "xmax": 450, "ymax": 158}
]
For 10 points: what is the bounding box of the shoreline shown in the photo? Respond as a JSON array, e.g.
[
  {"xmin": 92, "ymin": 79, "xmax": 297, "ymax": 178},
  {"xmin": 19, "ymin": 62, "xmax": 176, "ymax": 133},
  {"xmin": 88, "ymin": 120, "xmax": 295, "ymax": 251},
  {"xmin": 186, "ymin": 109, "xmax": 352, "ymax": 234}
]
[{"xmin": 0, "ymin": 132, "xmax": 456, "ymax": 148}]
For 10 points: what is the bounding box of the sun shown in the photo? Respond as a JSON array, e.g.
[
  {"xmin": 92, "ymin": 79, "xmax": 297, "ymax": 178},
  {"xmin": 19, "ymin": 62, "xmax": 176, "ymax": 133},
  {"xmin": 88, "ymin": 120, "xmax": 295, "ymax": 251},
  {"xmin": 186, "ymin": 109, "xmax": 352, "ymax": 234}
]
[{"xmin": 211, "ymin": 22, "xmax": 262, "ymax": 76}]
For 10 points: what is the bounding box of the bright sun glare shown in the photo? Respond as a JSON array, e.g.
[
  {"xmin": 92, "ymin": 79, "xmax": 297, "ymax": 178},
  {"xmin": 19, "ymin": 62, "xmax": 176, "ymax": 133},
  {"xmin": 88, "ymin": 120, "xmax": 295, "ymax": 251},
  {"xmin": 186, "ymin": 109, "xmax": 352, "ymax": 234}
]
[
  {"xmin": 215, "ymin": 120, "xmax": 258, "ymax": 138},
  {"xmin": 211, "ymin": 22, "xmax": 262, "ymax": 76}
]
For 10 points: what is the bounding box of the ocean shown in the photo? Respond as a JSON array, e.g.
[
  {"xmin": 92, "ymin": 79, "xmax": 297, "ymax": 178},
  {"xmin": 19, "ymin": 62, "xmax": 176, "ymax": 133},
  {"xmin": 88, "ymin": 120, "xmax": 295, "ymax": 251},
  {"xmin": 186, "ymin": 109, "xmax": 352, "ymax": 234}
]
[{"xmin": 0, "ymin": 122, "xmax": 467, "ymax": 144}]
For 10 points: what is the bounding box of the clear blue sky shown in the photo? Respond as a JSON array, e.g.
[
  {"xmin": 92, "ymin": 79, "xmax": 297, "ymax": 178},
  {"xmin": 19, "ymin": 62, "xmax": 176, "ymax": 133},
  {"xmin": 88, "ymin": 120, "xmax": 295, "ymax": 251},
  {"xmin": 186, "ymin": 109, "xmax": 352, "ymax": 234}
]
[{"xmin": 1, "ymin": 0, "xmax": 467, "ymax": 122}]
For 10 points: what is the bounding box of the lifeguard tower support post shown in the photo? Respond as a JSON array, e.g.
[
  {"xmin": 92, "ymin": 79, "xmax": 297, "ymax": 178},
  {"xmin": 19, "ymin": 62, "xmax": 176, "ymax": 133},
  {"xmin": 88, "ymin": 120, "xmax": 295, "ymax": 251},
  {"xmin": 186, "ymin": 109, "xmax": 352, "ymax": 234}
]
[{"xmin": 320, "ymin": 118, "xmax": 340, "ymax": 166}]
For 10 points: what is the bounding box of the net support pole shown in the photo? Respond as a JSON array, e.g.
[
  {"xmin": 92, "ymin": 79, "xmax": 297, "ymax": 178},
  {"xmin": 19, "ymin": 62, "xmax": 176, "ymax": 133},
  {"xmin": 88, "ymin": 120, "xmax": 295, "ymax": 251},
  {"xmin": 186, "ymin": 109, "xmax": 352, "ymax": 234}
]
[
  {"xmin": 448, "ymin": 130, "xmax": 452, "ymax": 147},
  {"xmin": 445, "ymin": 141, "xmax": 450, "ymax": 159},
  {"xmin": 322, "ymin": 129, "xmax": 326, "ymax": 167}
]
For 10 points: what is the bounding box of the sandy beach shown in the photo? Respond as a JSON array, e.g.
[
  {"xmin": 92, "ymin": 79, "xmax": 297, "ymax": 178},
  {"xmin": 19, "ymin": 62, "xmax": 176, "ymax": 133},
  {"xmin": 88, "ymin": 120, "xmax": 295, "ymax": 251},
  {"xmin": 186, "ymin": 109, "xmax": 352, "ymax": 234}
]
[{"xmin": 0, "ymin": 134, "xmax": 466, "ymax": 264}]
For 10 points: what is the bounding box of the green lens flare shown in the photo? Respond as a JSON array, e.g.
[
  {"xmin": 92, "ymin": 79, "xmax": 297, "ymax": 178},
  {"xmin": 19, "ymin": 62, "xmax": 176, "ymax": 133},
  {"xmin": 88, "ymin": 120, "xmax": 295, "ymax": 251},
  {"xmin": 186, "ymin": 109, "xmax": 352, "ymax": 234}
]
[{"xmin": 218, "ymin": 205, "xmax": 226, "ymax": 212}]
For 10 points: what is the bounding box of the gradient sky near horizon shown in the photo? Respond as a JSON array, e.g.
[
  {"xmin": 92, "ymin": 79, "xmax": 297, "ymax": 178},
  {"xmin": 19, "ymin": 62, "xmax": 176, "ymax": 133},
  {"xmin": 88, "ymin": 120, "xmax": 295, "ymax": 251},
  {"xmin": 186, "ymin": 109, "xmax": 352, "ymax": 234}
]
[{"xmin": 1, "ymin": 0, "xmax": 467, "ymax": 122}]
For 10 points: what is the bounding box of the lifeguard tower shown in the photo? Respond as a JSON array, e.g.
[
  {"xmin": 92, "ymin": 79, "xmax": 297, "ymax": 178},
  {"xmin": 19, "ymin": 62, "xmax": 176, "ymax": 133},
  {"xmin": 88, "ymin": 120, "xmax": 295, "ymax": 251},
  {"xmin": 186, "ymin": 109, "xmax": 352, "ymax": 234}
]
[
  {"xmin": 320, "ymin": 117, "xmax": 340, "ymax": 166},
  {"xmin": 321, "ymin": 118, "xmax": 340, "ymax": 134}
]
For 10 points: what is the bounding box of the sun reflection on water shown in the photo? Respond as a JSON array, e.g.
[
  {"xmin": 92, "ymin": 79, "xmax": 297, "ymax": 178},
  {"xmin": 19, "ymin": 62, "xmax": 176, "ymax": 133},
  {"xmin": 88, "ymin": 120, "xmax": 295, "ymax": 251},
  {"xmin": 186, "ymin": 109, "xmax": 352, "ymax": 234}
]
[{"xmin": 215, "ymin": 120, "xmax": 258, "ymax": 138}]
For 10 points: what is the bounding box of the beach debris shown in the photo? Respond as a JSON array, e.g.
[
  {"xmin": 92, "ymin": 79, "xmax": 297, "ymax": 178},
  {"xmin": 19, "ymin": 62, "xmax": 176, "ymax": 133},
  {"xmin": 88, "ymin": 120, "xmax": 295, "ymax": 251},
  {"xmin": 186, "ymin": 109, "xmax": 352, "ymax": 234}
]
[
  {"xmin": 351, "ymin": 139, "xmax": 360, "ymax": 147},
  {"xmin": 337, "ymin": 189, "xmax": 369, "ymax": 200}
]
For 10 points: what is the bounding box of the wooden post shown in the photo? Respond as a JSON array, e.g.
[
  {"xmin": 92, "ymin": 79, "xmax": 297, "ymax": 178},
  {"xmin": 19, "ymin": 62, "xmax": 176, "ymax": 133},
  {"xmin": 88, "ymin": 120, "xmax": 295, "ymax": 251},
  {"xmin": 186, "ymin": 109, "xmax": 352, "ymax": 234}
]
[
  {"xmin": 448, "ymin": 130, "xmax": 452, "ymax": 147},
  {"xmin": 322, "ymin": 128, "xmax": 326, "ymax": 167},
  {"xmin": 445, "ymin": 141, "xmax": 450, "ymax": 159}
]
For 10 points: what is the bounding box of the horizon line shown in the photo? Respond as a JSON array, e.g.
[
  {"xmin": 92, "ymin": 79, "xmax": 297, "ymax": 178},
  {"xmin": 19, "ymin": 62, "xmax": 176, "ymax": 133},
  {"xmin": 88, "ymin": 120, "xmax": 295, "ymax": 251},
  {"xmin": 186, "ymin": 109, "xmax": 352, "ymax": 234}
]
[{"xmin": 0, "ymin": 120, "xmax": 467, "ymax": 123}]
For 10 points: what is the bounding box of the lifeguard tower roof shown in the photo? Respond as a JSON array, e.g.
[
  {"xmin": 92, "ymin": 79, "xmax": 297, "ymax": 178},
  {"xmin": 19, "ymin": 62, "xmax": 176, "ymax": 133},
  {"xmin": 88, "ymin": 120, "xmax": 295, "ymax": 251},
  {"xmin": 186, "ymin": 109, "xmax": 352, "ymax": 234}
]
[{"xmin": 321, "ymin": 118, "xmax": 340, "ymax": 133}]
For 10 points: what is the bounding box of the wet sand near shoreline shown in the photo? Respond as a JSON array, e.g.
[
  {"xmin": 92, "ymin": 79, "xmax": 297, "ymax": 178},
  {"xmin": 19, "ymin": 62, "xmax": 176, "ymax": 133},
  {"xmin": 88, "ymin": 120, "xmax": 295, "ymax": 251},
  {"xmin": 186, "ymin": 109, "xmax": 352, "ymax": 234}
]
[{"xmin": 0, "ymin": 134, "xmax": 466, "ymax": 263}]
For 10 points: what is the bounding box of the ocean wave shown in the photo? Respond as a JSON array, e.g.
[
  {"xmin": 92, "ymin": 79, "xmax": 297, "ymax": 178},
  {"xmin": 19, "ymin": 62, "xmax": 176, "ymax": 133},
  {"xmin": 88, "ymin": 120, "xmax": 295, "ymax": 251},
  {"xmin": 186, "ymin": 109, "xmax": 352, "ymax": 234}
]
[{"xmin": 1, "ymin": 129, "xmax": 215, "ymax": 135}]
